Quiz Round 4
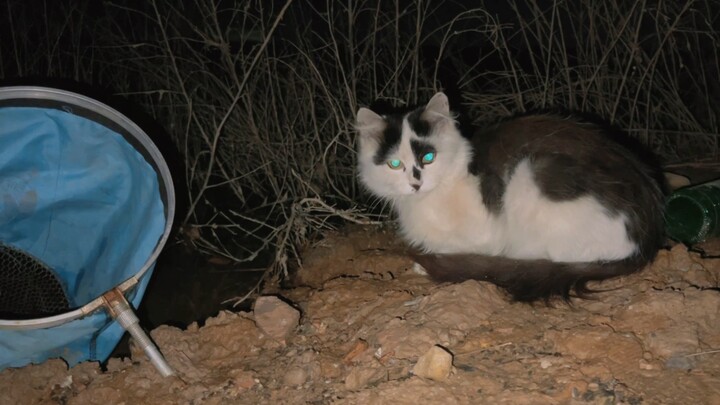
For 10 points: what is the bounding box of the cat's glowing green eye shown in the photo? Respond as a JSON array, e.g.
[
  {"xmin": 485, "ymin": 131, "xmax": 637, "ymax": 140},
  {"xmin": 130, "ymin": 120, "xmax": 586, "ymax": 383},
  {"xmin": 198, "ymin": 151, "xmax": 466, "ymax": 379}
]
[
  {"xmin": 387, "ymin": 159, "xmax": 403, "ymax": 170},
  {"xmin": 422, "ymin": 152, "xmax": 436, "ymax": 164}
]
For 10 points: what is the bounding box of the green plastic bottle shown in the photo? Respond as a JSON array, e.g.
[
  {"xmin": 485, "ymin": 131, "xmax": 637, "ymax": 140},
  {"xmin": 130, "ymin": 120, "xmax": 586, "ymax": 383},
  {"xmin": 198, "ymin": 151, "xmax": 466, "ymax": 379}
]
[{"xmin": 665, "ymin": 179, "xmax": 720, "ymax": 245}]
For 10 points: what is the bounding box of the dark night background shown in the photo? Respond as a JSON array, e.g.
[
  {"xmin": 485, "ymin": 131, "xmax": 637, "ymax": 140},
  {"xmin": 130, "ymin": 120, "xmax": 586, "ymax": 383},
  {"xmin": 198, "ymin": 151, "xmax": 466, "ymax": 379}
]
[{"xmin": 2, "ymin": 0, "xmax": 719, "ymax": 329}]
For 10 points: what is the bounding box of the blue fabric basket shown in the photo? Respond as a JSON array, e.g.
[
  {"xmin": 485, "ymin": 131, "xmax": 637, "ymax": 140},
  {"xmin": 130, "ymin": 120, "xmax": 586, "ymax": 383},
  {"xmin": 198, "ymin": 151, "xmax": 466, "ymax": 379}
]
[{"xmin": 0, "ymin": 87, "xmax": 174, "ymax": 369}]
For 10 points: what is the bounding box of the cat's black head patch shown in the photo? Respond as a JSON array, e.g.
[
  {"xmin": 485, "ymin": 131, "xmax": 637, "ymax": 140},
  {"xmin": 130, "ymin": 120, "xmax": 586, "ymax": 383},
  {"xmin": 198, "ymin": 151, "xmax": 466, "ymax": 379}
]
[
  {"xmin": 407, "ymin": 108, "xmax": 431, "ymax": 137},
  {"xmin": 412, "ymin": 166, "xmax": 422, "ymax": 180},
  {"xmin": 372, "ymin": 114, "xmax": 403, "ymax": 165},
  {"xmin": 410, "ymin": 139, "xmax": 435, "ymax": 168}
]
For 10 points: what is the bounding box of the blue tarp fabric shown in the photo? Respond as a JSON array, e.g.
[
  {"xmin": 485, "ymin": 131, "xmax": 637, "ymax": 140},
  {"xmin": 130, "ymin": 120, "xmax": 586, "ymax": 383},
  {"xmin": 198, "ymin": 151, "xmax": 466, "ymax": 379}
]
[{"xmin": 0, "ymin": 106, "xmax": 165, "ymax": 368}]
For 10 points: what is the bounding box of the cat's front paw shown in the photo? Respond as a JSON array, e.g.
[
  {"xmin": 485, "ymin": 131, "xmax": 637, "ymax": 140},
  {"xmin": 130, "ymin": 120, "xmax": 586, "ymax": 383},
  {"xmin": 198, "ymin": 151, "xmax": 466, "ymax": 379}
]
[{"xmin": 412, "ymin": 262, "xmax": 428, "ymax": 276}]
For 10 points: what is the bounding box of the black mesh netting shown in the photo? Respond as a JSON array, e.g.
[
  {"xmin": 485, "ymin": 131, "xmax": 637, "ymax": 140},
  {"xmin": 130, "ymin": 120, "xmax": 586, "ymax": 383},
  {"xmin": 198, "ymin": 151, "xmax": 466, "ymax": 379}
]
[{"xmin": 0, "ymin": 243, "xmax": 70, "ymax": 320}]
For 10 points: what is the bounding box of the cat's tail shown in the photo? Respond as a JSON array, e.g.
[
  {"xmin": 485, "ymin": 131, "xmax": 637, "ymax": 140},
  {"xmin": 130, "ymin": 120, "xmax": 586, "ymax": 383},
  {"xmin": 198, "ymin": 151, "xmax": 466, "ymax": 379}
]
[{"xmin": 411, "ymin": 253, "xmax": 653, "ymax": 302}]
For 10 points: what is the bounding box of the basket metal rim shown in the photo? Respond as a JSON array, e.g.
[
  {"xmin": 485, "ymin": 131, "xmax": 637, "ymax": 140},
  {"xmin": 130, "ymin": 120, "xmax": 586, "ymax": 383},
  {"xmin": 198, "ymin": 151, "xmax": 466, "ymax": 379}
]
[{"xmin": 0, "ymin": 86, "xmax": 176, "ymax": 329}]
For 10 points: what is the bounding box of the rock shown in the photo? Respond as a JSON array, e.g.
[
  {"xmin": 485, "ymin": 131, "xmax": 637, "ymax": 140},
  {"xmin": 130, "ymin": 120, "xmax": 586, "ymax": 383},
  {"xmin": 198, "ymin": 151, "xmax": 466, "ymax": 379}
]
[
  {"xmin": 253, "ymin": 296, "xmax": 301, "ymax": 340},
  {"xmin": 639, "ymin": 359, "xmax": 659, "ymax": 370},
  {"xmin": 230, "ymin": 370, "xmax": 257, "ymax": 390},
  {"xmin": 665, "ymin": 355, "xmax": 696, "ymax": 370},
  {"xmin": 282, "ymin": 367, "xmax": 307, "ymax": 386},
  {"xmin": 412, "ymin": 345, "xmax": 453, "ymax": 381}
]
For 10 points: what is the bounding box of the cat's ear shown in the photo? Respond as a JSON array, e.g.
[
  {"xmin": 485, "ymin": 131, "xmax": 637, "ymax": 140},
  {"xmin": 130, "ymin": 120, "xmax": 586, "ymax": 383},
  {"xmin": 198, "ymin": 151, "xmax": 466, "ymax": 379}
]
[
  {"xmin": 355, "ymin": 107, "xmax": 385, "ymax": 143},
  {"xmin": 425, "ymin": 92, "xmax": 451, "ymax": 118}
]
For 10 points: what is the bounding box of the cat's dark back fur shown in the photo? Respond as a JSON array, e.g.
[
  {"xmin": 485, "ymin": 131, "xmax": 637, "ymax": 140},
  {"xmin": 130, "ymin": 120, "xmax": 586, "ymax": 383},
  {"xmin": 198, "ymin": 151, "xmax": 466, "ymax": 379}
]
[{"xmin": 468, "ymin": 114, "xmax": 666, "ymax": 262}]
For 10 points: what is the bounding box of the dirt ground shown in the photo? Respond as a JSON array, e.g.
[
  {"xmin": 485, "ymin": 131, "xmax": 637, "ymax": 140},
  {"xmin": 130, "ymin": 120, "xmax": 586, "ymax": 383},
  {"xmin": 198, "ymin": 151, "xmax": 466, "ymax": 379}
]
[{"xmin": 1, "ymin": 225, "xmax": 719, "ymax": 405}]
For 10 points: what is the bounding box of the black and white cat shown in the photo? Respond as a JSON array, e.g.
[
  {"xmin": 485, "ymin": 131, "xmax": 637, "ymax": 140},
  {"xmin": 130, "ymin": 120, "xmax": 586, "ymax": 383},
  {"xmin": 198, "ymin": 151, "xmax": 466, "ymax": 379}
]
[{"xmin": 355, "ymin": 92, "xmax": 666, "ymax": 301}]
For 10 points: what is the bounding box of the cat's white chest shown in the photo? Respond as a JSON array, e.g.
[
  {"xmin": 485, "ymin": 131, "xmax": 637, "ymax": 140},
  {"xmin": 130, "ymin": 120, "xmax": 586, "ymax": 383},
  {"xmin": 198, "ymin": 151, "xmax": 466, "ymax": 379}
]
[
  {"xmin": 394, "ymin": 175, "xmax": 503, "ymax": 254},
  {"xmin": 393, "ymin": 159, "xmax": 637, "ymax": 262}
]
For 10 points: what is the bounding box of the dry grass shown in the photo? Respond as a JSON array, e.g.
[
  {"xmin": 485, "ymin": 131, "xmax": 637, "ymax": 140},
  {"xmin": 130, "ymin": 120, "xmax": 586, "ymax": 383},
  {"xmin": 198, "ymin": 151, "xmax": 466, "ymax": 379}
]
[
  {"xmin": 450, "ymin": 0, "xmax": 720, "ymax": 160},
  {"xmin": 2, "ymin": 0, "xmax": 719, "ymax": 304}
]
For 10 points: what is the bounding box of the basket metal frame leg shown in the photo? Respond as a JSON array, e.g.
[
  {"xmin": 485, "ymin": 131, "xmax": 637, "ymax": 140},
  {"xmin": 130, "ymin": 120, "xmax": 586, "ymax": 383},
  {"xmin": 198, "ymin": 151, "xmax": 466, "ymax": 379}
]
[{"xmin": 102, "ymin": 289, "xmax": 174, "ymax": 377}]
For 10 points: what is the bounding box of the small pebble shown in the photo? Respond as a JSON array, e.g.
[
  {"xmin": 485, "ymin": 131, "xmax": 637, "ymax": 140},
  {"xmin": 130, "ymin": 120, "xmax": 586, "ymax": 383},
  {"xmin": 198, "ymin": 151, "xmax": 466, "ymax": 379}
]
[
  {"xmin": 412, "ymin": 345, "xmax": 453, "ymax": 381},
  {"xmin": 233, "ymin": 372, "xmax": 256, "ymax": 389},
  {"xmin": 282, "ymin": 367, "xmax": 307, "ymax": 386},
  {"xmin": 253, "ymin": 296, "xmax": 301, "ymax": 340},
  {"xmin": 665, "ymin": 355, "xmax": 696, "ymax": 370},
  {"xmin": 639, "ymin": 359, "xmax": 657, "ymax": 370}
]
